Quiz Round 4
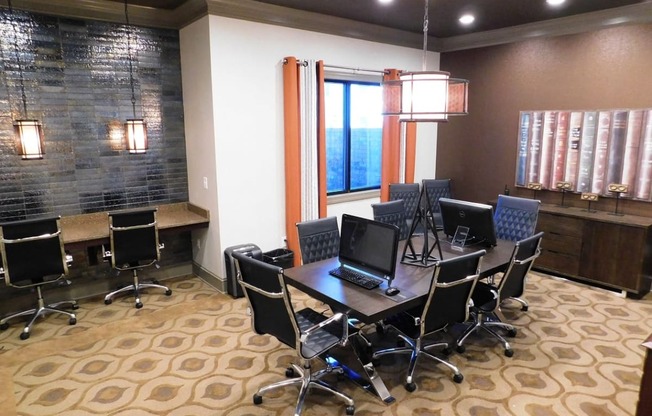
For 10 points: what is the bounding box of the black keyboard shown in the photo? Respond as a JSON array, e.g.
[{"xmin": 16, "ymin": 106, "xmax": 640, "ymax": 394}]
[{"xmin": 328, "ymin": 267, "xmax": 382, "ymax": 290}]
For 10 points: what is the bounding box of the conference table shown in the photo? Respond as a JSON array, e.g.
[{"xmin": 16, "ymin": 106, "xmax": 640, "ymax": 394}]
[{"xmin": 283, "ymin": 236, "xmax": 516, "ymax": 403}]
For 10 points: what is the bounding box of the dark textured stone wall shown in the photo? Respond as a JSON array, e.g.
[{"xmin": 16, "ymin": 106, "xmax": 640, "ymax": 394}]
[{"xmin": 0, "ymin": 9, "xmax": 188, "ymax": 222}]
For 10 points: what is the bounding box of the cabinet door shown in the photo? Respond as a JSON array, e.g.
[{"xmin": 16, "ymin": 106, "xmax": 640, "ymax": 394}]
[
  {"xmin": 580, "ymin": 222, "xmax": 645, "ymax": 291},
  {"xmin": 536, "ymin": 213, "xmax": 582, "ymax": 276}
]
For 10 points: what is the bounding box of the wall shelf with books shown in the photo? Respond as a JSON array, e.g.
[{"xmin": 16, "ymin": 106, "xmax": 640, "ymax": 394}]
[{"xmin": 515, "ymin": 109, "xmax": 652, "ymax": 201}]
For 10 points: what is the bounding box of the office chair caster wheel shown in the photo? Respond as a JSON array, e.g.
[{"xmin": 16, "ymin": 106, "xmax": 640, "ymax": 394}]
[
  {"xmin": 456, "ymin": 345, "xmax": 466, "ymax": 353},
  {"xmin": 253, "ymin": 394, "xmax": 263, "ymax": 405},
  {"xmin": 453, "ymin": 373, "xmax": 464, "ymax": 383},
  {"xmin": 0, "ymin": 323, "xmax": 8, "ymax": 330},
  {"xmin": 104, "ymin": 299, "xmax": 112, "ymax": 305},
  {"xmin": 442, "ymin": 347, "xmax": 452, "ymax": 356},
  {"xmin": 135, "ymin": 302, "xmax": 143, "ymax": 309},
  {"xmin": 505, "ymin": 348, "xmax": 514, "ymax": 357},
  {"xmin": 165, "ymin": 289, "xmax": 172, "ymax": 296},
  {"xmin": 346, "ymin": 404, "xmax": 355, "ymax": 415},
  {"xmin": 285, "ymin": 367, "xmax": 295, "ymax": 378},
  {"xmin": 405, "ymin": 382, "xmax": 416, "ymax": 392},
  {"xmin": 69, "ymin": 317, "xmax": 77, "ymax": 325},
  {"xmin": 507, "ymin": 328, "xmax": 517, "ymax": 337},
  {"xmin": 72, "ymin": 303, "xmax": 79, "ymax": 310},
  {"xmin": 20, "ymin": 331, "xmax": 30, "ymax": 340}
]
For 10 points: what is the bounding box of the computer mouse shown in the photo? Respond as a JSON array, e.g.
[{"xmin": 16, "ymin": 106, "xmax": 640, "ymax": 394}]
[{"xmin": 385, "ymin": 287, "xmax": 400, "ymax": 296}]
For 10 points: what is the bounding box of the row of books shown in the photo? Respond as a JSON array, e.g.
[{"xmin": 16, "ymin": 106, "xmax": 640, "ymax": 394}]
[{"xmin": 515, "ymin": 109, "xmax": 652, "ymax": 200}]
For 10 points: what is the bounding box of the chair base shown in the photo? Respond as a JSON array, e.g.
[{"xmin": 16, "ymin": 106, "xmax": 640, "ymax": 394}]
[
  {"xmin": 506, "ymin": 296, "xmax": 529, "ymax": 311},
  {"xmin": 0, "ymin": 286, "xmax": 77, "ymax": 340},
  {"xmin": 104, "ymin": 270, "xmax": 172, "ymax": 308},
  {"xmin": 456, "ymin": 310, "xmax": 516, "ymax": 357},
  {"xmin": 253, "ymin": 361, "xmax": 355, "ymax": 416},
  {"xmin": 373, "ymin": 333, "xmax": 463, "ymax": 391}
]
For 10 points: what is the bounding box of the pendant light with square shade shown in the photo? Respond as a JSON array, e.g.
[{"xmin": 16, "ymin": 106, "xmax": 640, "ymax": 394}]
[
  {"xmin": 123, "ymin": 0, "xmax": 147, "ymax": 153},
  {"xmin": 382, "ymin": 0, "xmax": 469, "ymax": 122},
  {"xmin": 6, "ymin": 0, "xmax": 44, "ymax": 159}
]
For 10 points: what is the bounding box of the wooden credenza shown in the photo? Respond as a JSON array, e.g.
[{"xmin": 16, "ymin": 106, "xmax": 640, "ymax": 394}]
[{"xmin": 535, "ymin": 204, "xmax": 652, "ymax": 296}]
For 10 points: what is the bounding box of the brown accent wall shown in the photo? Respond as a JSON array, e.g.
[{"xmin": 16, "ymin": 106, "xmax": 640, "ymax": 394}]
[{"xmin": 438, "ymin": 24, "xmax": 652, "ymax": 215}]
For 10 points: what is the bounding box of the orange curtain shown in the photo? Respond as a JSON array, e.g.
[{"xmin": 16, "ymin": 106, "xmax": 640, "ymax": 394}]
[
  {"xmin": 317, "ymin": 60, "xmax": 327, "ymax": 218},
  {"xmin": 404, "ymin": 122, "xmax": 417, "ymax": 183},
  {"xmin": 380, "ymin": 69, "xmax": 401, "ymax": 201},
  {"xmin": 283, "ymin": 57, "xmax": 302, "ymax": 265}
]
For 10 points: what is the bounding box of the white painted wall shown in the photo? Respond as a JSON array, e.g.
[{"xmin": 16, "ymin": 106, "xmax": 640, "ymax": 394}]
[
  {"xmin": 179, "ymin": 18, "xmax": 221, "ymax": 275},
  {"xmin": 180, "ymin": 15, "xmax": 440, "ymax": 279}
]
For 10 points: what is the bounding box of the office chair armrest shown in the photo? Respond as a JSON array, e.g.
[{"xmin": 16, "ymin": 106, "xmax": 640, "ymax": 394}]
[
  {"xmin": 513, "ymin": 247, "xmax": 541, "ymax": 265},
  {"xmin": 300, "ymin": 312, "xmax": 349, "ymax": 345}
]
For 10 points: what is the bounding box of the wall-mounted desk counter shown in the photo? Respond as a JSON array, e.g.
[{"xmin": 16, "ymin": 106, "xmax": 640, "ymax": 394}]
[
  {"xmin": 535, "ymin": 204, "xmax": 652, "ymax": 297},
  {"xmin": 0, "ymin": 202, "xmax": 209, "ymax": 315},
  {"xmin": 60, "ymin": 202, "xmax": 209, "ymax": 250}
]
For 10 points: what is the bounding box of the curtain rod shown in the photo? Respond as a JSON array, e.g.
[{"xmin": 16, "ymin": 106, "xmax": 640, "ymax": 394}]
[
  {"xmin": 283, "ymin": 59, "xmax": 388, "ymax": 74},
  {"xmin": 324, "ymin": 64, "xmax": 388, "ymax": 75}
]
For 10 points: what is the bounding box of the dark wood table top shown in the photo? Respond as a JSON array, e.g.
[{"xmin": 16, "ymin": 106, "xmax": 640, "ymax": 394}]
[{"xmin": 284, "ymin": 236, "xmax": 516, "ymax": 325}]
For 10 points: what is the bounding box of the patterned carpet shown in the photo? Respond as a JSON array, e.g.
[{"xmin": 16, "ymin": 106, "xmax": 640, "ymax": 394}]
[{"xmin": 0, "ymin": 271, "xmax": 650, "ymax": 416}]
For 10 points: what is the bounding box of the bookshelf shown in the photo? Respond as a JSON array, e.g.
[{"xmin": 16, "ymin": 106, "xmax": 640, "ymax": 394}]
[{"xmin": 534, "ymin": 204, "xmax": 652, "ymax": 297}]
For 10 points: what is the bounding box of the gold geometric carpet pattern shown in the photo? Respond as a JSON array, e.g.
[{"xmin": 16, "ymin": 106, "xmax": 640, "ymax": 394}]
[{"xmin": 0, "ymin": 272, "xmax": 650, "ymax": 416}]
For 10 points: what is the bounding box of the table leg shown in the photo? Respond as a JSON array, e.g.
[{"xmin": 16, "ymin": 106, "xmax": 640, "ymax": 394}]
[{"xmin": 325, "ymin": 333, "xmax": 395, "ymax": 404}]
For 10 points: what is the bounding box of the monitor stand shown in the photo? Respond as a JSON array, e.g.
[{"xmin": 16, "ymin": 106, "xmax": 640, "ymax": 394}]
[{"xmin": 401, "ymin": 187, "xmax": 443, "ymax": 267}]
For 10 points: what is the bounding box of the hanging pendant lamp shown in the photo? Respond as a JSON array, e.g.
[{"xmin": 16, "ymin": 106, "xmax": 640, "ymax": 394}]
[
  {"xmin": 383, "ymin": 0, "xmax": 469, "ymax": 122},
  {"xmin": 123, "ymin": 0, "xmax": 147, "ymax": 153}
]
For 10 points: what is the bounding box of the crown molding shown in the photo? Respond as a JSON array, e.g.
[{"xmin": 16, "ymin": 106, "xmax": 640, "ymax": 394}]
[
  {"xmin": 1, "ymin": 0, "xmax": 207, "ymax": 29},
  {"xmin": 438, "ymin": 3, "xmax": 652, "ymax": 52},
  {"xmin": 3, "ymin": 0, "xmax": 650, "ymax": 53},
  {"xmin": 204, "ymin": 0, "xmax": 427, "ymax": 50}
]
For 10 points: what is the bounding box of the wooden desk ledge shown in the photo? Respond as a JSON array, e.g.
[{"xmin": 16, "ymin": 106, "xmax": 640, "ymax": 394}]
[{"xmin": 60, "ymin": 202, "xmax": 210, "ymax": 248}]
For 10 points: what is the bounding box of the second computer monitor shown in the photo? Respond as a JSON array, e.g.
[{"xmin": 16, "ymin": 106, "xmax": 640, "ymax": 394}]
[{"xmin": 438, "ymin": 197, "xmax": 497, "ymax": 247}]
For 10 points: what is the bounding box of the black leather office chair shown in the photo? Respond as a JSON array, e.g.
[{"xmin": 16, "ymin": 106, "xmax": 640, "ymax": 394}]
[
  {"xmin": 0, "ymin": 216, "xmax": 78, "ymax": 340},
  {"xmin": 104, "ymin": 208, "xmax": 171, "ymax": 309},
  {"xmin": 456, "ymin": 232, "xmax": 543, "ymax": 357},
  {"xmin": 493, "ymin": 195, "xmax": 541, "ymax": 311},
  {"xmin": 422, "ymin": 179, "xmax": 452, "ymax": 229},
  {"xmin": 372, "ymin": 250, "xmax": 484, "ymax": 392},
  {"xmin": 389, "ymin": 183, "xmax": 420, "ymax": 226},
  {"xmin": 371, "ymin": 200, "xmax": 410, "ymax": 240},
  {"xmin": 233, "ymin": 252, "xmax": 355, "ymax": 415},
  {"xmin": 296, "ymin": 217, "xmax": 340, "ymax": 265}
]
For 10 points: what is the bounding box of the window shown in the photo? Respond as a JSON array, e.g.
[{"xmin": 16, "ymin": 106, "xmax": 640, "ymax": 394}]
[{"xmin": 325, "ymin": 80, "xmax": 383, "ymax": 194}]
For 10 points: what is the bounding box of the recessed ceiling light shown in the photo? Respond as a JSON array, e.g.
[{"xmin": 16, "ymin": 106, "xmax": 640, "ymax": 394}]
[
  {"xmin": 378, "ymin": 0, "xmax": 393, "ymax": 4},
  {"xmin": 546, "ymin": 0, "xmax": 566, "ymax": 6},
  {"xmin": 459, "ymin": 14, "xmax": 475, "ymax": 25}
]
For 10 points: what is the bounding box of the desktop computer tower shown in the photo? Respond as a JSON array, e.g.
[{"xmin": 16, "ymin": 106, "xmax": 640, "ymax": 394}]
[{"xmin": 224, "ymin": 243, "xmax": 262, "ymax": 298}]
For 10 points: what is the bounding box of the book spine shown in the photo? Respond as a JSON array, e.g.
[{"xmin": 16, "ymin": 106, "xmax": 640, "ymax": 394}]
[
  {"xmin": 564, "ymin": 111, "xmax": 583, "ymax": 190},
  {"xmin": 550, "ymin": 111, "xmax": 569, "ymax": 189},
  {"xmin": 591, "ymin": 111, "xmax": 612, "ymax": 194},
  {"xmin": 516, "ymin": 112, "xmax": 530, "ymax": 186},
  {"xmin": 527, "ymin": 111, "xmax": 543, "ymax": 184},
  {"xmin": 620, "ymin": 110, "xmax": 644, "ymax": 196},
  {"xmin": 539, "ymin": 111, "xmax": 557, "ymax": 189},
  {"xmin": 634, "ymin": 110, "xmax": 652, "ymax": 200},
  {"xmin": 605, "ymin": 110, "xmax": 628, "ymax": 186},
  {"xmin": 577, "ymin": 112, "xmax": 597, "ymax": 193}
]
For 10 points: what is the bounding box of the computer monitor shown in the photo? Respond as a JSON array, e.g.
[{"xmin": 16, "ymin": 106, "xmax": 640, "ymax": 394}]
[
  {"xmin": 438, "ymin": 197, "xmax": 497, "ymax": 247},
  {"xmin": 339, "ymin": 214, "xmax": 400, "ymax": 282}
]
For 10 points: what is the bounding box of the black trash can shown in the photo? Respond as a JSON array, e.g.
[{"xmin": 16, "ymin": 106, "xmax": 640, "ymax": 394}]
[{"xmin": 263, "ymin": 248, "xmax": 294, "ymax": 269}]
